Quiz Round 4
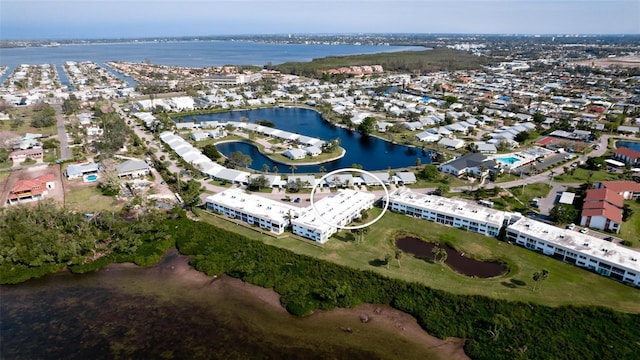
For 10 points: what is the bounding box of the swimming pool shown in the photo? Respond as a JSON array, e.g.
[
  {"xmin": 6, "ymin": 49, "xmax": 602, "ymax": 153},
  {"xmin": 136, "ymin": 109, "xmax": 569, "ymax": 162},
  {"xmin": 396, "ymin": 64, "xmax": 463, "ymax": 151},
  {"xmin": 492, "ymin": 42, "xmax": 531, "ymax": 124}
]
[
  {"xmin": 85, "ymin": 174, "xmax": 98, "ymax": 182},
  {"xmin": 496, "ymin": 157, "xmax": 519, "ymax": 165}
]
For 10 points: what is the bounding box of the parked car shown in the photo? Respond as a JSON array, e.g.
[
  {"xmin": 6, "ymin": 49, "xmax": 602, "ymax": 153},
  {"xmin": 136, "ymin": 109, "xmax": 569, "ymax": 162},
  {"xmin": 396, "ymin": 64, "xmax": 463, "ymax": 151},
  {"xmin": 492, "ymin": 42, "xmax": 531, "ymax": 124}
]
[
  {"xmin": 567, "ymin": 223, "xmax": 576, "ymax": 230},
  {"xmin": 580, "ymin": 228, "xmax": 588, "ymax": 234}
]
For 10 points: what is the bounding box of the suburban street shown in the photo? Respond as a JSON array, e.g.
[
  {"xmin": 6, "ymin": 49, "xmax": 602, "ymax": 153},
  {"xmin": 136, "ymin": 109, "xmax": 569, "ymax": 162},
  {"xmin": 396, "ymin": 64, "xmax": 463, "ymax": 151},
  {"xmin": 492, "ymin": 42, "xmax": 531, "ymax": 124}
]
[{"xmin": 53, "ymin": 102, "xmax": 72, "ymax": 160}]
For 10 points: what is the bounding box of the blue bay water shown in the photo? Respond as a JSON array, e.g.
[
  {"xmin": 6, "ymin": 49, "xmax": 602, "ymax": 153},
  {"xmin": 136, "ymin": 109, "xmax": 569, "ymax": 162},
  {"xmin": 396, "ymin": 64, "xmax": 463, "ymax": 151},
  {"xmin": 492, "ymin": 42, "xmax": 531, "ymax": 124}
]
[{"xmin": 0, "ymin": 40, "xmax": 423, "ymax": 84}]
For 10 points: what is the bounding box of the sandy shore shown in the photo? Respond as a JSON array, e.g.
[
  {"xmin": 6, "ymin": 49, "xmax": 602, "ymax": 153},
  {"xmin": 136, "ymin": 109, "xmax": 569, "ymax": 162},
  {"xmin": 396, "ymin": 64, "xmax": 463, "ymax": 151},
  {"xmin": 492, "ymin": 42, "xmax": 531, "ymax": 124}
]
[{"xmin": 150, "ymin": 249, "xmax": 469, "ymax": 359}]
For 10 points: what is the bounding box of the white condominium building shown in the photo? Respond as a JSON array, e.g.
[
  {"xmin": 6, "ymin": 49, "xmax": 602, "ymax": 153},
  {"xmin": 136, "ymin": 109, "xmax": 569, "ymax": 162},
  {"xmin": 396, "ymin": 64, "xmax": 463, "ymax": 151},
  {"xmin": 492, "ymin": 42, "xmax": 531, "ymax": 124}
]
[
  {"xmin": 506, "ymin": 217, "xmax": 640, "ymax": 286},
  {"xmin": 386, "ymin": 189, "xmax": 509, "ymax": 237},
  {"xmin": 292, "ymin": 189, "xmax": 376, "ymax": 243},
  {"xmin": 205, "ymin": 188, "xmax": 300, "ymax": 234}
]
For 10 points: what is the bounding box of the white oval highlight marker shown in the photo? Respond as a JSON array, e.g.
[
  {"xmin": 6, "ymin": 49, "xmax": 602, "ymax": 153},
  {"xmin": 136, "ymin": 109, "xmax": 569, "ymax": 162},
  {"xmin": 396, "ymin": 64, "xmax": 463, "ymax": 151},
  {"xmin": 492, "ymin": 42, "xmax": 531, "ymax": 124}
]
[{"xmin": 310, "ymin": 168, "xmax": 389, "ymax": 230}]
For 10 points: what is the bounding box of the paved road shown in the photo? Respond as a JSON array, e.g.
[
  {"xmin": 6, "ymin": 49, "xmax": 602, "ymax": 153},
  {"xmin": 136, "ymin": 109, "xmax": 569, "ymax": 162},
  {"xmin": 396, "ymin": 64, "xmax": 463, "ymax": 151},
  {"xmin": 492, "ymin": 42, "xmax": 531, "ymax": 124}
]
[
  {"xmin": 115, "ymin": 105, "xmax": 616, "ymax": 213},
  {"xmin": 53, "ymin": 103, "xmax": 72, "ymax": 160}
]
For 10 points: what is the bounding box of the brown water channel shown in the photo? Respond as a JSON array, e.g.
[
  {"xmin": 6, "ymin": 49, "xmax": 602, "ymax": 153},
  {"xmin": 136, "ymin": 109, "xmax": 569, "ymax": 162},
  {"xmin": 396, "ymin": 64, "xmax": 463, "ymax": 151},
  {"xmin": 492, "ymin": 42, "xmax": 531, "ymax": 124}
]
[
  {"xmin": 0, "ymin": 249, "xmax": 468, "ymax": 360},
  {"xmin": 395, "ymin": 237, "xmax": 508, "ymax": 278}
]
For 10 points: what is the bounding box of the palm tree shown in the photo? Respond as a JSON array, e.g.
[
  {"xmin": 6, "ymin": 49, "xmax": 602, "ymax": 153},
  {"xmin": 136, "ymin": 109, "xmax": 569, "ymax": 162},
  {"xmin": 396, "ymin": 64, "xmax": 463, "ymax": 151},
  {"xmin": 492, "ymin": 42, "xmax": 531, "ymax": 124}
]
[
  {"xmin": 290, "ymin": 164, "xmax": 297, "ymax": 176},
  {"xmin": 385, "ymin": 254, "xmax": 392, "ymax": 269},
  {"xmin": 532, "ymin": 269, "xmax": 549, "ymax": 292},
  {"xmin": 272, "ymin": 165, "xmax": 279, "ymax": 175},
  {"xmin": 319, "ymin": 165, "xmax": 326, "ymax": 174},
  {"xmin": 395, "ymin": 249, "xmax": 403, "ymax": 268},
  {"xmin": 262, "ymin": 164, "xmax": 269, "ymax": 174}
]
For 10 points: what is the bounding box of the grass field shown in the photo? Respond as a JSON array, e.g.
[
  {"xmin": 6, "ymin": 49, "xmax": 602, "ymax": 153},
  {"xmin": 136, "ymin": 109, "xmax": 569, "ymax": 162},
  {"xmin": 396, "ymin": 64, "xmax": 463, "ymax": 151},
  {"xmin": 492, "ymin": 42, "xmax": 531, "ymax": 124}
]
[
  {"xmin": 554, "ymin": 168, "xmax": 621, "ymax": 183},
  {"xmin": 620, "ymin": 200, "xmax": 640, "ymax": 248},
  {"xmin": 65, "ymin": 186, "xmax": 122, "ymax": 212},
  {"xmin": 194, "ymin": 207, "xmax": 640, "ymax": 313}
]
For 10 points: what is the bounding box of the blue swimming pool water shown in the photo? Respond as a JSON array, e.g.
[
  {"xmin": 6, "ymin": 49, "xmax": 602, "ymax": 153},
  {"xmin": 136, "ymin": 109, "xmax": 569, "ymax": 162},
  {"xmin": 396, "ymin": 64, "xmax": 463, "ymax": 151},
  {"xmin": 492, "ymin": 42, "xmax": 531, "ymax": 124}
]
[
  {"xmin": 496, "ymin": 157, "xmax": 519, "ymax": 165},
  {"xmin": 86, "ymin": 174, "xmax": 98, "ymax": 182}
]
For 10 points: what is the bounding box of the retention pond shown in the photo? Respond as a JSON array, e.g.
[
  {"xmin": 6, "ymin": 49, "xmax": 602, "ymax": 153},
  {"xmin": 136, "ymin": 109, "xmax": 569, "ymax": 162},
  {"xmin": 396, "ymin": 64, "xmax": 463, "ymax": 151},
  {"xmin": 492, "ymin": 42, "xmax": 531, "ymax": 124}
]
[{"xmin": 395, "ymin": 237, "xmax": 508, "ymax": 278}]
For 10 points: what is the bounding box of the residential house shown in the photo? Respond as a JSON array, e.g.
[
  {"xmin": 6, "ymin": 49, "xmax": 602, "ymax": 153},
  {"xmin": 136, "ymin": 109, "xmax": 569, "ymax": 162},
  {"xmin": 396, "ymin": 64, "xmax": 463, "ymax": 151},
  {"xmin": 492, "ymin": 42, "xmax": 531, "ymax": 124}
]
[
  {"xmin": 594, "ymin": 181, "xmax": 640, "ymax": 200},
  {"xmin": 9, "ymin": 148, "xmax": 43, "ymax": 162},
  {"xmin": 438, "ymin": 153, "xmax": 497, "ymax": 177},
  {"xmin": 7, "ymin": 173, "xmax": 56, "ymax": 204},
  {"xmin": 437, "ymin": 137, "xmax": 466, "ymax": 150},
  {"xmin": 580, "ymin": 188, "xmax": 624, "ymax": 233},
  {"xmin": 283, "ymin": 148, "xmax": 307, "ymax": 160},
  {"xmin": 116, "ymin": 160, "xmax": 150, "ymax": 178},
  {"xmin": 66, "ymin": 163, "xmax": 101, "ymax": 180}
]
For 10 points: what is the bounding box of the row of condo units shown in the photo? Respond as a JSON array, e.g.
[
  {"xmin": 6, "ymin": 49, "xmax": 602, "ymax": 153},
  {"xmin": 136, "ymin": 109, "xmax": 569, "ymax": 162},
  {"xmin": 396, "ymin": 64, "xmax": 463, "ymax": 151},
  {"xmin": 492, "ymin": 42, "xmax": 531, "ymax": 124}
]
[
  {"xmin": 386, "ymin": 189, "xmax": 640, "ymax": 287},
  {"xmin": 204, "ymin": 188, "xmax": 375, "ymax": 243},
  {"xmin": 158, "ymin": 131, "xmax": 251, "ymax": 184}
]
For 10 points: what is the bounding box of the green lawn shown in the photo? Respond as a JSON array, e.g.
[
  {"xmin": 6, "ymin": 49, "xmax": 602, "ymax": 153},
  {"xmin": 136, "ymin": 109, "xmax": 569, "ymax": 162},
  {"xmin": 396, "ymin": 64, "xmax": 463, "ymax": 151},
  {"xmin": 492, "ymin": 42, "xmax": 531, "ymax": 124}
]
[
  {"xmin": 619, "ymin": 200, "xmax": 640, "ymax": 248},
  {"xmin": 194, "ymin": 207, "xmax": 640, "ymax": 314},
  {"xmin": 65, "ymin": 186, "xmax": 122, "ymax": 212},
  {"xmin": 554, "ymin": 168, "xmax": 621, "ymax": 183},
  {"xmin": 510, "ymin": 182, "xmax": 552, "ymax": 204}
]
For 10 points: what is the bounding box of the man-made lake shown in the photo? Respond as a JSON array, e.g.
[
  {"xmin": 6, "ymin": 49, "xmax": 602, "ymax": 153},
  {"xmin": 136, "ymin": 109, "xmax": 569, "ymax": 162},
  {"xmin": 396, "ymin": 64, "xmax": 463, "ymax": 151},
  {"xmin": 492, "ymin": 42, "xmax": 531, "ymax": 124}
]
[
  {"xmin": 194, "ymin": 107, "xmax": 433, "ymax": 172},
  {"xmin": 0, "ymin": 250, "xmax": 466, "ymax": 360},
  {"xmin": 395, "ymin": 237, "xmax": 508, "ymax": 278}
]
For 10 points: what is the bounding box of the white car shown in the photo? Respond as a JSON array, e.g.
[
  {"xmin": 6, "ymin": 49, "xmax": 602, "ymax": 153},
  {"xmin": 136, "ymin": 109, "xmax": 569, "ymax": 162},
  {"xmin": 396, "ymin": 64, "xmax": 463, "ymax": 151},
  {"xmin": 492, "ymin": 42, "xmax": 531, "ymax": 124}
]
[
  {"xmin": 580, "ymin": 228, "xmax": 588, "ymax": 234},
  {"xmin": 567, "ymin": 223, "xmax": 576, "ymax": 230}
]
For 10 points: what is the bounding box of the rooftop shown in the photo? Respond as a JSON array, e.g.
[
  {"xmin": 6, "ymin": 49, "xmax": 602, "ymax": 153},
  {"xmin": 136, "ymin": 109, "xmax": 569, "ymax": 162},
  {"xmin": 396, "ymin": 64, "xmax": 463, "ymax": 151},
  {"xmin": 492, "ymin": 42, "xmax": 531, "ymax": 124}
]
[
  {"xmin": 508, "ymin": 217, "xmax": 640, "ymax": 272},
  {"xmin": 388, "ymin": 189, "xmax": 507, "ymax": 227}
]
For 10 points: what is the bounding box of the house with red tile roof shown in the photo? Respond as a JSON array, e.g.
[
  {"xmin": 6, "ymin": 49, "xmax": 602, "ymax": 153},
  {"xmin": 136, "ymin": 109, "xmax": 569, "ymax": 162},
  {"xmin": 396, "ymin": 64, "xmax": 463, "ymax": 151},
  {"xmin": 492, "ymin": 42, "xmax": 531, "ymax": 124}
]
[
  {"xmin": 612, "ymin": 146, "xmax": 640, "ymax": 166},
  {"xmin": 6, "ymin": 173, "xmax": 56, "ymax": 205},
  {"xmin": 580, "ymin": 188, "xmax": 623, "ymax": 233},
  {"xmin": 594, "ymin": 180, "xmax": 640, "ymax": 200}
]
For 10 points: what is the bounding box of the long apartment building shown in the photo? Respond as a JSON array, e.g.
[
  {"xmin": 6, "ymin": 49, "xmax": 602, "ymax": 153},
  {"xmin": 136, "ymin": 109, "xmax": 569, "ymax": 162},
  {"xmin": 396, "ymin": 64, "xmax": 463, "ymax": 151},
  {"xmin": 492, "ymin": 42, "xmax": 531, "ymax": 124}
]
[
  {"xmin": 205, "ymin": 188, "xmax": 375, "ymax": 243},
  {"xmin": 385, "ymin": 189, "xmax": 511, "ymax": 237},
  {"xmin": 506, "ymin": 217, "xmax": 639, "ymax": 286},
  {"xmin": 205, "ymin": 188, "xmax": 300, "ymax": 234},
  {"xmin": 387, "ymin": 189, "xmax": 640, "ymax": 287},
  {"xmin": 292, "ymin": 189, "xmax": 376, "ymax": 243}
]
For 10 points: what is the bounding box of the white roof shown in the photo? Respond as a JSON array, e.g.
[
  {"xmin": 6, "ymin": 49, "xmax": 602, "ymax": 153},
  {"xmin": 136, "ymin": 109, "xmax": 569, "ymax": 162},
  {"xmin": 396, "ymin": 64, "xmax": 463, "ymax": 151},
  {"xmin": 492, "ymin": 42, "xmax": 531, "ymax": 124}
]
[
  {"xmin": 508, "ymin": 217, "xmax": 640, "ymax": 273},
  {"xmin": 205, "ymin": 188, "xmax": 299, "ymax": 224},
  {"xmin": 292, "ymin": 189, "xmax": 376, "ymax": 233},
  {"xmin": 388, "ymin": 189, "xmax": 507, "ymax": 228}
]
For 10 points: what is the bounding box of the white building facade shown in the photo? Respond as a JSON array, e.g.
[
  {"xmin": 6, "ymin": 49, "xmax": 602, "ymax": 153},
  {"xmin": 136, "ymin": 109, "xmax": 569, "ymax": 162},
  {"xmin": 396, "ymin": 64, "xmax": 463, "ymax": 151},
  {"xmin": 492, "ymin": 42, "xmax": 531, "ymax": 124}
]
[
  {"xmin": 385, "ymin": 189, "xmax": 508, "ymax": 237},
  {"xmin": 506, "ymin": 217, "xmax": 640, "ymax": 286},
  {"xmin": 205, "ymin": 189, "xmax": 299, "ymax": 234},
  {"xmin": 292, "ymin": 189, "xmax": 376, "ymax": 243}
]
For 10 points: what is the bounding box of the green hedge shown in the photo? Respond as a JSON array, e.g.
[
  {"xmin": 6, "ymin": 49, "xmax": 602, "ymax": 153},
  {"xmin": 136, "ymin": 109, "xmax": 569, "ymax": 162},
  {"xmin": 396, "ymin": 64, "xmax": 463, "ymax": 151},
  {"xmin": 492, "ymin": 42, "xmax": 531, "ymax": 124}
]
[{"xmin": 169, "ymin": 215, "xmax": 640, "ymax": 360}]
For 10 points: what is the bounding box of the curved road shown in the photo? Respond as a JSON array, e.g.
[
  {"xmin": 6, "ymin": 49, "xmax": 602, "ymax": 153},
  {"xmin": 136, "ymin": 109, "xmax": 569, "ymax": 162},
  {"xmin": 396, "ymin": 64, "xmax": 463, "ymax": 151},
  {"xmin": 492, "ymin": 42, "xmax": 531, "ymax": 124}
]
[{"xmin": 114, "ymin": 101, "xmax": 614, "ymax": 213}]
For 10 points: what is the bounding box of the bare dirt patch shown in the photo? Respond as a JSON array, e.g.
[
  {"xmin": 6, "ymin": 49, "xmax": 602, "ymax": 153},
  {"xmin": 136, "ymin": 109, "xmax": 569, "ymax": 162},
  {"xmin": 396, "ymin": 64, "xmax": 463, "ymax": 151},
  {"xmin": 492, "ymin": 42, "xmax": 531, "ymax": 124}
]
[
  {"xmin": 573, "ymin": 55, "xmax": 640, "ymax": 68},
  {"xmin": 0, "ymin": 164, "xmax": 64, "ymax": 207}
]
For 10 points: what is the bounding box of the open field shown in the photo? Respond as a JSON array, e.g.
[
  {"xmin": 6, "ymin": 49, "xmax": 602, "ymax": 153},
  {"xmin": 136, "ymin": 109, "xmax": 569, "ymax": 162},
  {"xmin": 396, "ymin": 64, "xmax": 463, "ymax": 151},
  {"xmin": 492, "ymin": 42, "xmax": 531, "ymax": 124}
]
[
  {"xmin": 554, "ymin": 168, "xmax": 621, "ymax": 183},
  {"xmin": 573, "ymin": 55, "xmax": 640, "ymax": 68},
  {"xmin": 619, "ymin": 200, "xmax": 640, "ymax": 248},
  {"xmin": 64, "ymin": 184, "xmax": 122, "ymax": 212},
  {"xmin": 194, "ymin": 206, "xmax": 640, "ymax": 313}
]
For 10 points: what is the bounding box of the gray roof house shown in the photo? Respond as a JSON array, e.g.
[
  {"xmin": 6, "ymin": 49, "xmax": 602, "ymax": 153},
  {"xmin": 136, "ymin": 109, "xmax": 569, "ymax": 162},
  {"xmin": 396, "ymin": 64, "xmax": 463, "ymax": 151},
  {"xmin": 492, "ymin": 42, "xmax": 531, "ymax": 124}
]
[
  {"xmin": 116, "ymin": 160, "xmax": 150, "ymax": 178},
  {"xmin": 438, "ymin": 153, "xmax": 497, "ymax": 177}
]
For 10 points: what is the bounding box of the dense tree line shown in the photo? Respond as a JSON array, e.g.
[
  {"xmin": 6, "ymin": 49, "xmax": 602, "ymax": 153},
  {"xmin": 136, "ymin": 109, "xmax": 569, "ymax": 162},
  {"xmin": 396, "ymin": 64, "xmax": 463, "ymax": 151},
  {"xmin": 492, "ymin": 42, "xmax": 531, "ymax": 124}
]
[
  {"xmin": 30, "ymin": 103, "xmax": 56, "ymax": 128},
  {"xmin": 93, "ymin": 107, "xmax": 130, "ymax": 158},
  {"xmin": 168, "ymin": 214, "xmax": 640, "ymax": 360},
  {"xmin": 0, "ymin": 201, "xmax": 171, "ymax": 284},
  {"xmin": 272, "ymin": 48, "xmax": 488, "ymax": 78},
  {"xmin": 2, "ymin": 204, "xmax": 639, "ymax": 359}
]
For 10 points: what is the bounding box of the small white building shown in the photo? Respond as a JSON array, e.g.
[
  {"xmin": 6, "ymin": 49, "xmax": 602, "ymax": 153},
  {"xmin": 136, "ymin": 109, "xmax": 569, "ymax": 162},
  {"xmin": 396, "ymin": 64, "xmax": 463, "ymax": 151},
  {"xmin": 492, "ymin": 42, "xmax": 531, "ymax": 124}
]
[
  {"xmin": 283, "ymin": 148, "xmax": 307, "ymax": 160},
  {"xmin": 292, "ymin": 189, "xmax": 376, "ymax": 243}
]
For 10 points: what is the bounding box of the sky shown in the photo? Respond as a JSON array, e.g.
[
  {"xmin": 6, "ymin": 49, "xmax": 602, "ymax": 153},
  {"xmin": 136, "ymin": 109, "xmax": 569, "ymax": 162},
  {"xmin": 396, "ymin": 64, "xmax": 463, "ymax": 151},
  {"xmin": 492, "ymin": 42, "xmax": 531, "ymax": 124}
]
[{"xmin": 1, "ymin": 0, "xmax": 639, "ymax": 40}]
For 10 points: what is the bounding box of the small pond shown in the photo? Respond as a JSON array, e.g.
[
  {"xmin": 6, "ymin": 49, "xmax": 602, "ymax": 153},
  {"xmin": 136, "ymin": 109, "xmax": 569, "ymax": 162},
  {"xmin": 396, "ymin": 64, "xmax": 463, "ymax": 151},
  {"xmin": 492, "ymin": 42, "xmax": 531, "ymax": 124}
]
[{"xmin": 395, "ymin": 237, "xmax": 508, "ymax": 278}]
